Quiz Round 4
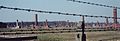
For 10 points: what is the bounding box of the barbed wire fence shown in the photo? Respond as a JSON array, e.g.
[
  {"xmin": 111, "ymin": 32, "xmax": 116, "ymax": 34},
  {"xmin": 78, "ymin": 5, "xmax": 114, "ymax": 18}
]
[
  {"xmin": 0, "ymin": 0, "xmax": 120, "ymax": 41},
  {"xmin": 0, "ymin": 5, "xmax": 119, "ymax": 41},
  {"xmin": 0, "ymin": 6, "xmax": 120, "ymax": 19}
]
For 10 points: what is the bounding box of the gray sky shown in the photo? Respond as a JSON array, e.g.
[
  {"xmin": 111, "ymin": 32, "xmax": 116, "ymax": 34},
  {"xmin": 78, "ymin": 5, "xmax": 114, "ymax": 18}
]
[{"xmin": 0, "ymin": 0, "xmax": 120, "ymax": 22}]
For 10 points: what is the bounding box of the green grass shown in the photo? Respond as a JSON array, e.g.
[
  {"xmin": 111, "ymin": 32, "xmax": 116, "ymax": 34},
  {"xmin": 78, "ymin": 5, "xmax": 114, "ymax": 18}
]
[
  {"xmin": 38, "ymin": 34, "xmax": 64, "ymax": 41},
  {"xmin": 37, "ymin": 31, "xmax": 120, "ymax": 41},
  {"xmin": 37, "ymin": 33, "xmax": 76, "ymax": 41}
]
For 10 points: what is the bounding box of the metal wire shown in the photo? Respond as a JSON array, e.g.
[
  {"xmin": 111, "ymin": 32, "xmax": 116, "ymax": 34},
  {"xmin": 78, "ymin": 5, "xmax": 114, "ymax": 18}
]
[
  {"xmin": 0, "ymin": 6, "xmax": 120, "ymax": 19},
  {"xmin": 67, "ymin": 0, "xmax": 120, "ymax": 9}
]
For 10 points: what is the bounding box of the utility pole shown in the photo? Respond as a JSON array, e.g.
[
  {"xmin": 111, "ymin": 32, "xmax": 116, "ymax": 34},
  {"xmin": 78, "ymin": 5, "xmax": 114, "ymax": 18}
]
[
  {"xmin": 34, "ymin": 14, "xmax": 38, "ymax": 28},
  {"xmin": 105, "ymin": 17, "xmax": 109, "ymax": 29},
  {"xmin": 81, "ymin": 16, "xmax": 86, "ymax": 41}
]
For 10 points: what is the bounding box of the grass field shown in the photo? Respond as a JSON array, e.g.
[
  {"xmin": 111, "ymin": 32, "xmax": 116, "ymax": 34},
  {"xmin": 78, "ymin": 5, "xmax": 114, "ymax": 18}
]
[{"xmin": 38, "ymin": 31, "xmax": 120, "ymax": 41}]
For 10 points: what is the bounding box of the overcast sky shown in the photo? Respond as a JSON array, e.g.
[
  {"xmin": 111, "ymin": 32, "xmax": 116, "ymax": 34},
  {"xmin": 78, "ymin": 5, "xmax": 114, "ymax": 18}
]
[{"xmin": 0, "ymin": 0, "xmax": 120, "ymax": 22}]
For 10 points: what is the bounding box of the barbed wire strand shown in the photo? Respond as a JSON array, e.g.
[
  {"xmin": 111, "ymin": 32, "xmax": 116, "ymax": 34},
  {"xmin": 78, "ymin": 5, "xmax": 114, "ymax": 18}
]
[
  {"xmin": 67, "ymin": 0, "xmax": 120, "ymax": 9},
  {"xmin": 0, "ymin": 6, "xmax": 120, "ymax": 19}
]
